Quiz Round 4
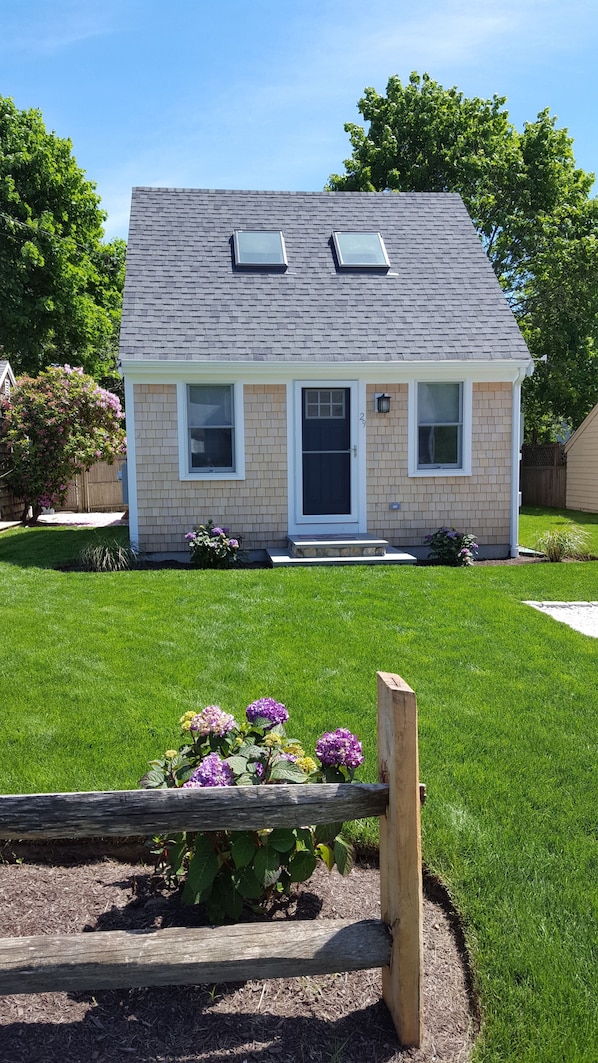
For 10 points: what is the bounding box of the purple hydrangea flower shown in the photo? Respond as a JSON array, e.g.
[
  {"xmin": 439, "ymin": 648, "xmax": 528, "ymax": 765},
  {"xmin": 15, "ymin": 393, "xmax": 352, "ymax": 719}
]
[
  {"xmin": 189, "ymin": 705, "xmax": 237, "ymax": 737},
  {"xmin": 183, "ymin": 752, "xmax": 234, "ymax": 787},
  {"xmin": 315, "ymin": 728, "xmax": 364, "ymax": 769},
  {"xmin": 246, "ymin": 697, "xmax": 289, "ymax": 727},
  {"xmin": 228, "ymin": 538, "xmax": 239, "ymax": 548},
  {"xmin": 254, "ymin": 762, "xmax": 265, "ymax": 778},
  {"xmin": 184, "ymin": 531, "xmax": 196, "ymax": 542},
  {"xmin": 211, "ymin": 527, "xmax": 225, "ymax": 536}
]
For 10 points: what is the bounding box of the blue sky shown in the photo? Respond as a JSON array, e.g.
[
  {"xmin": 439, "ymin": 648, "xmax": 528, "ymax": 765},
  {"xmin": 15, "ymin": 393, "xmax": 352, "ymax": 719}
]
[{"xmin": 2, "ymin": 0, "xmax": 596, "ymax": 240}]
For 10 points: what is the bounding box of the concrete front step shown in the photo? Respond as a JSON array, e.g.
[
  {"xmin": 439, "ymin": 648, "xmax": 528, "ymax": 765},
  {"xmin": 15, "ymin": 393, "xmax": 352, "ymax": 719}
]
[
  {"xmin": 287, "ymin": 533, "xmax": 390, "ymax": 559},
  {"xmin": 268, "ymin": 544, "xmax": 417, "ymax": 567}
]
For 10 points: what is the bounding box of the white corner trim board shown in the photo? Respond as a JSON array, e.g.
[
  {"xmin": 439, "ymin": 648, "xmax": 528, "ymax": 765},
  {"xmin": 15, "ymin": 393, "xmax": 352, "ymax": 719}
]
[{"xmin": 524, "ymin": 601, "xmax": 598, "ymax": 639}]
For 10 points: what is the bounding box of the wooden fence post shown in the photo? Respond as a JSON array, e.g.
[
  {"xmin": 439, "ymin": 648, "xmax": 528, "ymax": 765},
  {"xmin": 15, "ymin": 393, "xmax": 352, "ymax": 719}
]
[{"xmin": 377, "ymin": 671, "xmax": 423, "ymax": 1047}]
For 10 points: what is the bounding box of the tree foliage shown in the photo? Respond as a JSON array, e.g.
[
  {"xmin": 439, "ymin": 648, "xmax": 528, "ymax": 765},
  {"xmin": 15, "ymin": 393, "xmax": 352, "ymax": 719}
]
[
  {"xmin": 0, "ymin": 364, "xmax": 126, "ymax": 521},
  {"xmin": 0, "ymin": 96, "xmax": 125, "ymax": 383},
  {"xmin": 328, "ymin": 72, "xmax": 598, "ymax": 439}
]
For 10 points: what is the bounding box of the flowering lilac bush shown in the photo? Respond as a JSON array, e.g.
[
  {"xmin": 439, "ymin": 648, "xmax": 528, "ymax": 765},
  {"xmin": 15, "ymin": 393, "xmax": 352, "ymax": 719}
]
[
  {"xmin": 140, "ymin": 698, "xmax": 364, "ymax": 923},
  {"xmin": 424, "ymin": 526, "xmax": 478, "ymax": 566},
  {"xmin": 0, "ymin": 364, "xmax": 126, "ymax": 522},
  {"xmin": 185, "ymin": 519, "xmax": 244, "ymax": 568}
]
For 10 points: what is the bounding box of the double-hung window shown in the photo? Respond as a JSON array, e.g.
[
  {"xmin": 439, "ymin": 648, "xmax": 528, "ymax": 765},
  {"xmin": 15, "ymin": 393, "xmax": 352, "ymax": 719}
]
[
  {"xmin": 408, "ymin": 381, "xmax": 472, "ymax": 476},
  {"xmin": 178, "ymin": 383, "xmax": 244, "ymax": 479}
]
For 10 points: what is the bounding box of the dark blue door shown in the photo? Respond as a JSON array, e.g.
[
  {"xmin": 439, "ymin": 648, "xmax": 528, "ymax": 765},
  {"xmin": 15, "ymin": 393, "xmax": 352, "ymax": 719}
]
[{"xmin": 302, "ymin": 388, "xmax": 351, "ymax": 515}]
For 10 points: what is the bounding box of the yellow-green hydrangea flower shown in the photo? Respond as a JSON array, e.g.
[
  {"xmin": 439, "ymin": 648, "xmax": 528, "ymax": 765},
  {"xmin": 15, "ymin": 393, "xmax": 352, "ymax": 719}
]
[
  {"xmin": 164, "ymin": 750, "xmax": 178, "ymax": 760},
  {"xmin": 297, "ymin": 756, "xmax": 317, "ymax": 774}
]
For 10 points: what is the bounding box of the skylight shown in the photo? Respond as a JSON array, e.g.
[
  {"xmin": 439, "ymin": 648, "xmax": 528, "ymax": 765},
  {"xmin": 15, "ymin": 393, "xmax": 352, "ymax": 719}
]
[
  {"xmin": 233, "ymin": 230, "xmax": 287, "ymax": 268},
  {"xmin": 332, "ymin": 231, "xmax": 390, "ymax": 269}
]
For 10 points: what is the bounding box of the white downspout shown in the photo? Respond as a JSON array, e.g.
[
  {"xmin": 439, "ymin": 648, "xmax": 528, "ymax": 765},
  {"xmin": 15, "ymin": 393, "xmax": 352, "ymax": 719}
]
[{"xmin": 510, "ymin": 364, "xmax": 533, "ymax": 558}]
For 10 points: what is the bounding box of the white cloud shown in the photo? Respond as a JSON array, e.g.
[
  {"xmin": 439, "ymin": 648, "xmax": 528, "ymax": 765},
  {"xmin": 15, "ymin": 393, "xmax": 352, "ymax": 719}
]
[{"xmin": 1, "ymin": 0, "xmax": 126, "ymax": 56}]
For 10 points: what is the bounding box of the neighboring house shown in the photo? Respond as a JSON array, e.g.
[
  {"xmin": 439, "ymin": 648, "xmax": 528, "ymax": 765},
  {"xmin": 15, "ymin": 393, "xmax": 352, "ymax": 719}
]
[
  {"xmin": 119, "ymin": 189, "xmax": 533, "ymax": 561},
  {"xmin": 565, "ymin": 404, "xmax": 598, "ymax": 512},
  {"xmin": 0, "ymin": 359, "xmax": 16, "ymax": 401}
]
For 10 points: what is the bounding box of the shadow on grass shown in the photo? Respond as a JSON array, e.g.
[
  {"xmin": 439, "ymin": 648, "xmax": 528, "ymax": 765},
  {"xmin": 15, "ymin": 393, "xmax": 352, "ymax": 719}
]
[{"xmin": 0, "ymin": 525, "xmax": 130, "ymax": 569}]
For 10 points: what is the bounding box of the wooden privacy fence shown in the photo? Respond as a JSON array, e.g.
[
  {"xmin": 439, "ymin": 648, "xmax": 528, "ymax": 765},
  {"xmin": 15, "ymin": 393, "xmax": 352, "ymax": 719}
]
[
  {"xmin": 0, "ymin": 672, "xmax": 423, "ymax": 1047},
  {"xmin": 520, "ymin": 443, "xmax": 566, "ymax": 508},
  {"xmin": 60, "ymin": 460, "xmax": 124, "ymax": 513}
]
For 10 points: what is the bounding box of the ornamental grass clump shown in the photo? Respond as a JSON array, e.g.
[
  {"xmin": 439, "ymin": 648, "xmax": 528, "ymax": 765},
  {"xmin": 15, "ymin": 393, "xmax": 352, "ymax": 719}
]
[
  {"xmin": 140, "ymin": 698, "xmax": 364, "ymax": 924},
  {"xmin": 79, "ymin": 539, "xmax": 139, "ymax": 572},
  {"xmin": 185, "ymin": 519, "xmax": 244, "ymax": 568},
  {"xmin": 535, "ymin": 523, "xmax": 590, "ymax": 562},
  {"xmin": 424, "ymin": 526, "xmax": 478, "ymax": 566}
]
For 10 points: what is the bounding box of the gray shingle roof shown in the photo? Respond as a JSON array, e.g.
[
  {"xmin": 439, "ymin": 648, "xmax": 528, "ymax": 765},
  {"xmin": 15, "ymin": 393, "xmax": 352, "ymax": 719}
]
[{"xmin": 119, "ymin": 188, "xmax": 531, "ymax": 364}]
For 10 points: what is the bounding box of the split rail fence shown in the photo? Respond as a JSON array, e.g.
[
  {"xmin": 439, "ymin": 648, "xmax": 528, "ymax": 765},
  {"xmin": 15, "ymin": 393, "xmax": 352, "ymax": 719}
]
[{"xmin": 0, "ymin": 672, "xmax": 424, "ymax": 1047}]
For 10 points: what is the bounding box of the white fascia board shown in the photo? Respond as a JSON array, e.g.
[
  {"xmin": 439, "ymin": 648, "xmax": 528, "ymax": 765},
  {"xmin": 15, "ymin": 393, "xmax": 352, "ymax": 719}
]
[{"xmin": 120, "ymin": 358, "xmax": 533, "ymax": 385}]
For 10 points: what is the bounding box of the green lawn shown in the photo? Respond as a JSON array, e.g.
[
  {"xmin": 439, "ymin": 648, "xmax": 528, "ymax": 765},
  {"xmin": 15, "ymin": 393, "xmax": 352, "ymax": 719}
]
[
  {"xmin": 519, "ymin": 504, "xmax": 598, "ymax": 554},
  {"xmin": 1, "ymin": 524, "xmax": 597, "ymax": 1062}
]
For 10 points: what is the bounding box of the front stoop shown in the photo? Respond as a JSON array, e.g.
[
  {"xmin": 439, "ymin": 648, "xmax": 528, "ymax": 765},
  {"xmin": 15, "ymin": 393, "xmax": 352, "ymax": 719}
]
[{"xmin": 267, "ymin": 534, "xmax": 417, "ymax": 567}]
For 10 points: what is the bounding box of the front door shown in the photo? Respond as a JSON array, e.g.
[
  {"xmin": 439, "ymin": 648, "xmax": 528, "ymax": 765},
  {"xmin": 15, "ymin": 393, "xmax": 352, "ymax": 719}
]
[
  {"xmin": 302, "ymin": 387, "xmax": 351, "ymax": 514},
  {"xmin": 292, "ymin": 382, "xmax": 361, "ymax": 531}
]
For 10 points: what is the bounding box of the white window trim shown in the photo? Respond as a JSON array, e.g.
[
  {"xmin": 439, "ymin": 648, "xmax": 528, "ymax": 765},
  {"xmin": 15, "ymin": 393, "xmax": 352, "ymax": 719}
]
[
  {"xmin": 408, "ymin": 379, "xmax": 472, "ymax": 477},
  {"xmin": 177, "ymin": 380, "xmax": 245, "ymax": 481}
]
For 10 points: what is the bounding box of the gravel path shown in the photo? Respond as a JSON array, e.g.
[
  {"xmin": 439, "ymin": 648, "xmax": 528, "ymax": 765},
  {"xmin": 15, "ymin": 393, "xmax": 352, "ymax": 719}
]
[{"xmin": 524, "ymin": 601, "xmax": 598, "ymax": 638}]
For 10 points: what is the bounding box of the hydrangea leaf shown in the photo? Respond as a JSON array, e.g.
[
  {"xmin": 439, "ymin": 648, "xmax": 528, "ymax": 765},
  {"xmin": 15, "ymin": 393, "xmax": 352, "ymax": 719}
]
[
  {"xmin": 182, "ymin": 833, "xmax": 218, "ymax": 904},
  {"xmin": 267, "ymin": 828, "xmax": 297, "ymax": 853},
  {"xmin": 314, "ymin": 822, "xmax": 344, "ymax": 845},
  {"xmin": 224, "ymin": 755, "xmax": 248, "ymax": 775},
  {"xmin": 268, "ymin": 761, "xmax": 309, "ymax": 783},
  {"xmin": 333, "ymin": 835, "xmax": 354, "ymax": 877},
  {"xmin": 230, "ymin": 831, "xmax": 257, "ymax": 869},
  {"xmin": 254, "ymin": 845, "xmax": 282, "ymax": 885},
  {"xmin": 235, "ymin": 867, "xmax": 263, "ymax": 900},
  {"xmin": 138, "ymin": 768, "xmax": 166, "ymax": 789},
  {"xmin": 288, "ymin": 850, "xmax": 318, "ymax": 883},
  {"xmin": 316, "ymin": 843, "xmax": 335, "ymax": 872}
]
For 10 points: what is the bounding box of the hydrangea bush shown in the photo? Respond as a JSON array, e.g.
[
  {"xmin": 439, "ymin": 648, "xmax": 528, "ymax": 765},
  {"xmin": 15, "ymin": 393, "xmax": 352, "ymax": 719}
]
[
  {"xmin": 140, "ymin": 698, "xmax": 364, "ymax": 923},
  {"xmin": 185, "ymin": 519, "xmax": 243, "ymax": 568},
  {"xmin": 424, "ymin": 526, "xmax": 478, "ymax": 566}
]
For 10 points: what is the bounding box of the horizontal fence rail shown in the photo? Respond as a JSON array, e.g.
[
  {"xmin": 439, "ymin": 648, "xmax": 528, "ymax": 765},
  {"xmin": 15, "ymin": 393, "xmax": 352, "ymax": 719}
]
[
  {"xmin": 0, "ymin": 671, "xmax": 423, "ymax": 1047},
  {"xmin": 0, "ymin": 783, "xmax": 389, "ymax": 840},
  {"xmin": 0, "ymin": 919, "xmax": 392, "ymax": 995}
]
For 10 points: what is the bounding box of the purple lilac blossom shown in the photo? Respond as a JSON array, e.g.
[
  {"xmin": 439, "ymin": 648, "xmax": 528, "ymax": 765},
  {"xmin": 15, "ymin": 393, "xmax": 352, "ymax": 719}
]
[
  {"xmin": 315, "ymin": 728, "xmax": 364, "ymax": 769},
  {"xmin": 189, "ymin": 705, "xmax": 237, "ymax": 736},
  {"xmin": 246, "ymin": 697, "xmax": 289, "ymax": 727},
  {"xmin": 183, "ymin": 752, "xmax": 234, "ymax": 787}
]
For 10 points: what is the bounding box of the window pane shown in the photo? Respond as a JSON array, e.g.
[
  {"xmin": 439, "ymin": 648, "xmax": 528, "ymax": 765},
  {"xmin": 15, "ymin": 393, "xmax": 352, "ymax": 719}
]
[
  {"xmin": 190, "ymin": 428, "xmax": 233, "ymax": 469},
  {"xmin": 188, "ymin": 385, "xmax": 232, "ymax": 427},
  {"xmin": 418, "ymin": 382, "xmax": 461, "ymax": 424},
  {"xmin": 304, "ymin": 388, "xmax": 346, "ymax": 419},
  {"xmin": 418, "ymin": 425, "xmax": 460, "ymax": 466},
  {"xmin": 333, "ymin": 231, "xmax": 389, "ymax": 267},
  {"xmin": 235, "ymin": 230, "xmax": 286, "ymax": 265}
]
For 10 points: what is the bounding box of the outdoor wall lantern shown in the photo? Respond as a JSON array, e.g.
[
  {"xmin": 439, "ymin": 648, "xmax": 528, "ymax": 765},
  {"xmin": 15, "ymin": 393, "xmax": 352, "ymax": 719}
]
[{"xmin": 375, "ymin": 393, "xmax": 391, "ymax": 413}]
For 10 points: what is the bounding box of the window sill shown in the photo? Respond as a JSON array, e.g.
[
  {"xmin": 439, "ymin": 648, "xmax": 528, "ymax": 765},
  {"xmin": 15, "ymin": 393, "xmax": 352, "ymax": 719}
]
[
  {"xmin": 408, "ymin": 467, "xmax": 471, "ymax": 478},
  {"xmin": 180, "ymin": 471, "xmax": 245, "ymax": 482}
]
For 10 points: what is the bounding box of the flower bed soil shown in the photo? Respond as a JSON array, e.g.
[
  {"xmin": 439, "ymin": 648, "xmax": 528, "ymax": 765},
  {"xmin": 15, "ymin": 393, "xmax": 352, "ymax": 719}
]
[{"xmin": 0, "ymin": 842, "xmax": 476, "ymax": 1063}]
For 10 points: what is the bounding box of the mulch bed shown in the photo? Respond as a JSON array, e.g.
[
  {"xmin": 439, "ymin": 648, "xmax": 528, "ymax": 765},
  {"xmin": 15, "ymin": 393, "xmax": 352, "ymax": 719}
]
[{"xmin": 0, "ymin": 843, "xmax": 477, "ymax": 1062}]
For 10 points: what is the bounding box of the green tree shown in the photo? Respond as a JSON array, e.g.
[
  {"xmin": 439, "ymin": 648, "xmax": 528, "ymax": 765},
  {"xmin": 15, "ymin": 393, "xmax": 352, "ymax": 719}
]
[
  {"xmin": 0, "ymin": 96, "xmax": 125, "ymax": 381},
  {"xmin": 0, "ymin": 364, "xmax": 126, "ymax": 522},
  {"xmin": 328, "ymin": 72, "xmax": 598, "ymax": 439}
]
